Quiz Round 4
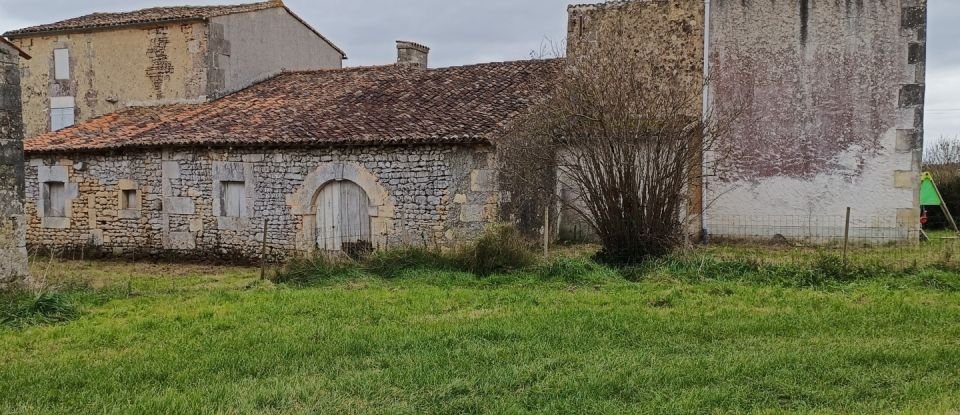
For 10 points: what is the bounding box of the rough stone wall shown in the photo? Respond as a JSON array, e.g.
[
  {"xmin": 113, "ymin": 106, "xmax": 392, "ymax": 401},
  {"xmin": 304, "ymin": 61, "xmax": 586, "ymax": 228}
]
[
  {"xmin": 706, "ymin": 0, "xmax": 926, "ymax": 241},
  {"xmin": 12, "ymin": 23, "xmax": 209, "ymax": 138},
  {"xmin": 567, "ymin": 0, "xmax": 704, "ymax": 95},
  {"xmin": 561, "ymin": 0, "xmax": 705, "ymax": 240},
  {"xmin": 0, "ymin": 42, "xmax": 29, "ymax": 288},
  {"xmin": 208, "ymin": 8, "xmax": 343, "ymax": 98},
  {"xmin": 24, "ymin": 145, "xmax": 501, "ymax": 260}
]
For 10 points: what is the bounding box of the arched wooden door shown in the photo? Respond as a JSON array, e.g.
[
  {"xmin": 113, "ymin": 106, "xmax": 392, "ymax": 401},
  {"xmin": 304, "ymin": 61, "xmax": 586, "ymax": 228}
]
[{"xmin": 316, "ymin": 180, "xmax": 373, "ymax": 253}]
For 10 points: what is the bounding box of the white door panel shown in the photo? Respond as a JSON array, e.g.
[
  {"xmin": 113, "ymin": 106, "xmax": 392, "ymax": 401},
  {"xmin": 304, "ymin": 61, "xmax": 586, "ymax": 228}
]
[{"xmin": 316, "ymin": 180, "xmax": 371, "ymax": 252}]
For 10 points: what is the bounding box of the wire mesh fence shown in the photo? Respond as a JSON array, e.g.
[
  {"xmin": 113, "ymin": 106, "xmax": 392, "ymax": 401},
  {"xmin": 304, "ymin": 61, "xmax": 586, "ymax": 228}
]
[
  {"xmin": 701, "ymin": 215, "xmax": 959, "ymax": 272},
  {"xmin": 311, "ymin": 214, "xmax": 959, "ymax": 273}
]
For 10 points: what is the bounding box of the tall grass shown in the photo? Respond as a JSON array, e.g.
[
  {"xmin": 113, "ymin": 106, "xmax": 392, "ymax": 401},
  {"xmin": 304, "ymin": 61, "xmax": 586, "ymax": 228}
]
[
  {"xmin": 455, "ymin": 225, "xmax": 536, "ymax": 276},
  {"xmin": 620, "ymin": 252, "xmax": 960, "ymax": 290},
  {"xmin": 363, "ymin": 246, "xmax": 459, "ymax": 278},
  {"xmin": 269, "ymin": 254, "xmax": 364, "ymax": 285},
  {"xmin": 275, "ymin": 231, "xmax": 960, "ymax": 291},
  {"xmin": 0, "ymin": 290, "xmax": 80, "ymax": 329},
  {"xmin": 274, "ymin": 225, "xmax": 537, "ymax": 284}
]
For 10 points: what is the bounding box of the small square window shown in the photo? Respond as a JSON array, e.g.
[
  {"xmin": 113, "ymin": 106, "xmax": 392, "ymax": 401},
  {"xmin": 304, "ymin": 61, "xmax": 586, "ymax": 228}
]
[
  {"xmin": 43, "ymin": 182, "xmax": 66, "ymax": 217},
  {"xmin": 220, "ymin": 181, "xmax": 246, "ymax": 217},
  {"xmin": 121, "ymin": 189, "xmax": 138, "ymax": 210}
]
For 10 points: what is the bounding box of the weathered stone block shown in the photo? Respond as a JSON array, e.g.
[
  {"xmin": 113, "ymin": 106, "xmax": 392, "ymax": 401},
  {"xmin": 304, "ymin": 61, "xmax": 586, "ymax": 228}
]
[
  {"xmin": 470, "ymin": 169, "xmax": 497, "ymax": 192},
  {"xmin": 189, "ymin": 218, "xmax": 204, "ymax": 232},
  {"xmin": 901, "ymin": 7, "xmax": 926, "ymax": 31},
  {"xmin": 161, "ymin": 161, "xmax": 181, "ymax": 179},
  {"xmin": 897, "ymin": 208, "xmax": 920, "ymax": 228},
  {"xmin": 164, "ymin": 197, "xmax": 196, "ymax": 215},
  {"xmin": 118, "ymin": 209, "xmax": 140, "ymax": 220},
  {"xmin": 460, "ymin": 204, "xmax": 485, "ymax": 223},
  {"xmin": 118, "ymin": 179, "xmax": 138, "ymax": 190},
  {"xmin": 168, "ymin": 232, "xmax": 196, "ymax": 250},
  {"xmin": 895, "ymin": 130, "xmax": 918, "ymax": 153},
  {"xmin": 894, "ymin": 171, "xmax": 916, "ymax": 189},
  {"xmin": 899, "ymin": 84, "xmax": 924, "ymax": 107}
]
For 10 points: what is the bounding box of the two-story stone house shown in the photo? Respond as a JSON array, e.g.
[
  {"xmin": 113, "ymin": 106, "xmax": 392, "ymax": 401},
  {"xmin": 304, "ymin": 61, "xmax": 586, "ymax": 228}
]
[{"xmin": 3, "ymin": 0, "xmax": 346, "ymax": 138}]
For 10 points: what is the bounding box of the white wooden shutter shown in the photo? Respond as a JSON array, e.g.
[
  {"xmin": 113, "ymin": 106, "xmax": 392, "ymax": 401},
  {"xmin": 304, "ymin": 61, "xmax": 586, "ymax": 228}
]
[
  {"xmin": 221, "ymin": 181, "xmax": 246, "ymax": 217},
  {"xmin": 54, "ymin": 49, "xmax": 70, "ymax": 80}
]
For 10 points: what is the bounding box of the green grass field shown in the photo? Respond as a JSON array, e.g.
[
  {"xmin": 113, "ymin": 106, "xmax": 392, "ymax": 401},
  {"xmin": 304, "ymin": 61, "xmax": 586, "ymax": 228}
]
[{"xmin": 3, "ymin": 254, "xmax": 960, "ymax": 415}]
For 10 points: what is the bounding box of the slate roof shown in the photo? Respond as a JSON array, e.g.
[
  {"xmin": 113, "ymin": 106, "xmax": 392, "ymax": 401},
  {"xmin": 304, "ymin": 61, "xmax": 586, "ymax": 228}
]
[{"xmin": 25, "ymin": 59, "xmax": 563, "ymax": 154}]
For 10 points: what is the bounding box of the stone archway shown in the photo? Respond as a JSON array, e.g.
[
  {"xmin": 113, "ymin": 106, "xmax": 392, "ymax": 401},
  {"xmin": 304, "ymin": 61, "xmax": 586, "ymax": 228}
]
[{"xmin": 289, "ymin": 162, "xmax": 395, "ymax": 254}]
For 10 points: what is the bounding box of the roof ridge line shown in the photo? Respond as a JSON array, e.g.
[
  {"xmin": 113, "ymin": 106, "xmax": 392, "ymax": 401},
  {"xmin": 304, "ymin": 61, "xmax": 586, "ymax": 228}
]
[{"xmin": 3, "ymin": 1, "xmax": 282, "ymax": 38}]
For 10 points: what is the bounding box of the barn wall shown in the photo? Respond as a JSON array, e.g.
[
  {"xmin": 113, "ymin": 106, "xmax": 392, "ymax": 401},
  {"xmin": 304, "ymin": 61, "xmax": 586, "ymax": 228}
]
[
  {"xmin": 705, "ymin": 0, "xmax": 926, "ymax": 242},
  {"xmin": 24, "ymin": 145, "xmax": 501, "ymax": 260},
  {"xmin": 0, "ymin": 42, "xmax": 29, "ymax": 288}
]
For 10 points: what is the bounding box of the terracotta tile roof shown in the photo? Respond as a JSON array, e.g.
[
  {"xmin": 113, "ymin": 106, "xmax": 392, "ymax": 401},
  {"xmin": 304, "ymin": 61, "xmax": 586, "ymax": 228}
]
[
  {"xmin": 4, "ymin": 1, "xmax": 280, "ymax": 37},
  {"xmin": 25, "ymin": 59, "xmax": 563, "ymax": 154}
]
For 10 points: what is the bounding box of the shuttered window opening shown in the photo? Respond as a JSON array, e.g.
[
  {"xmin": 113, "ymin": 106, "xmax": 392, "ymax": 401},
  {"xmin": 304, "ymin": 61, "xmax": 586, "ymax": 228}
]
[
  {"xmin": 54, "ymin": 48, "xmax": 70, "ymax": 80},
  {"xmin": 220, "ymin": 181, "xmax": 246, "ymax": 217},
  {"xmin": 50, "ymin": 96, "xmax": 75, "ymax": 131},
  {"xmin": 43, "ymin": 182, "xmax": 66, "ymax": 217},
  {"xmin": 122, "ymin": 189, "xmax": 138, "ymax": 210}
]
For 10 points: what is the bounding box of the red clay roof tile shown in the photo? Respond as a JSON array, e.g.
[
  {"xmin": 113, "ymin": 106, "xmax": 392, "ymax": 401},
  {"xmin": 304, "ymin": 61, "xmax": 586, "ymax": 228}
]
[
  {"xmin": 5, "ymin": 1, "xmax": 280, "ymax": 37},
  {"xmin": 25, "ymin": 59, "xmax": 563, "ymax": 154}
]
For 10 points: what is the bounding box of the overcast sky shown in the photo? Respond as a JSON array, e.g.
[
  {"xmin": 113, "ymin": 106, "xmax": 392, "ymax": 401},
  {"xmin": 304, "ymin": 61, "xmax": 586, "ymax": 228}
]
[{"xmin": 0, "ymin": 0, "xmax": 957, "ymax": 143}]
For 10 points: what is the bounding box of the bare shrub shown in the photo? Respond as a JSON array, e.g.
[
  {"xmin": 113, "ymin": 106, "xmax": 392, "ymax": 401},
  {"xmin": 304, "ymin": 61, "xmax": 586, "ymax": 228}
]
[
  {"xmin": 922, "ymin": 138, "xmax": 960, "ymax": 228},
  {"xmin": 500, "ymin": 22, "xmax": 736, "ymax": 265},
  {"xmin": 923, "ymin": 138, "xmax": 960, "ymax": 167}
]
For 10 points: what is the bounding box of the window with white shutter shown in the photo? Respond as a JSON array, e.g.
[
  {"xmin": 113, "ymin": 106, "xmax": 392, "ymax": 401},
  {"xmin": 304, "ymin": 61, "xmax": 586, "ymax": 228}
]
[
  {"xmin": 54, "ymin": 48, "xmax": 70, "ymax": 80},
  {"xmin": 50, "ymin": 96, "xmax": 75, "ymax": 131},
  {"xmin": 43, "ymin": 182, "xmax": 66, "ymax": 217},
  {"xmin": 220, "ymin": 181, "xmax": 246, "ymax": 217}
]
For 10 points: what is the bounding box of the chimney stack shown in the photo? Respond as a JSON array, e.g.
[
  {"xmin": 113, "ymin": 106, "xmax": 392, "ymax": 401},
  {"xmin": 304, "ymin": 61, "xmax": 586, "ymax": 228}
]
[{"xmin": 396, "ymin": 41, "xmax": 429, "ymax": 69}]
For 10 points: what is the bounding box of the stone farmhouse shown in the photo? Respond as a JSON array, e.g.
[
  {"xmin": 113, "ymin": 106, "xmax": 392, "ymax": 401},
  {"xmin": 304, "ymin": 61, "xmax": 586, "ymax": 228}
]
[
  {"xmin": 0, "ymin": 38, "xmax": 30, "ymax": 288},
  {"xmin": 15, "ymin": 0, "xmax": 927, "ymax": 260},
  {"xmin": 4, "ymin": 0, "xmax": 346, "ymax": 138},
  {"xmin": 23, "ymin": 46, "xmax": 560, "ymax": 259}
]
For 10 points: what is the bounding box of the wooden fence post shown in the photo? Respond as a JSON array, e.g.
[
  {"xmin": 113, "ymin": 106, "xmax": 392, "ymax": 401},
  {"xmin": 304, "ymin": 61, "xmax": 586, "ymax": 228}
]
[
  {"xmin": 543, "ymin": 205, "xmax": 550, "ymax": 258},
  {"xmin": 842, "ymin": 207, "xmax": 851, "ymax": 267},
  {"xmin": 260, "ymin": 219, "xmax": 269, "ymax": 281}
]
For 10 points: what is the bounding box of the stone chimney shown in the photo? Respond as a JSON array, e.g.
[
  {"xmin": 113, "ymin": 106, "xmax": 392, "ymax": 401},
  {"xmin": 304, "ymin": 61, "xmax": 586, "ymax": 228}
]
[{"xmin": 396, "ymin": 41, "xmax": 429, "ymax": 69}]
